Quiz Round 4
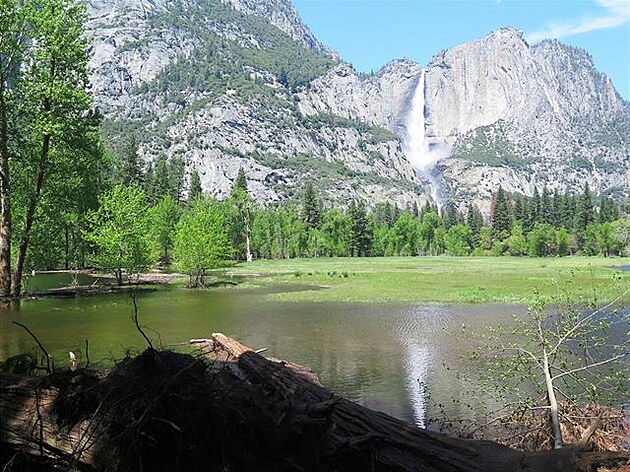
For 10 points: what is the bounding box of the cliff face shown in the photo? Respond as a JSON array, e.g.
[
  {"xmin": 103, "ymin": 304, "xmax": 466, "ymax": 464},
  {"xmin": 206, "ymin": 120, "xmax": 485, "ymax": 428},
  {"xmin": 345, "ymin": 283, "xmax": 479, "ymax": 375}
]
[
  {"xmin": 87, "ymin": 0, "xmax": 425, "ymax": 206},
  {"xmin": 86, "ymin": 0, "xmax": 629, "ymax": 209},
  {"xmin": 297, "ymin": 28, "xmax": 628, "ymax": 210}
]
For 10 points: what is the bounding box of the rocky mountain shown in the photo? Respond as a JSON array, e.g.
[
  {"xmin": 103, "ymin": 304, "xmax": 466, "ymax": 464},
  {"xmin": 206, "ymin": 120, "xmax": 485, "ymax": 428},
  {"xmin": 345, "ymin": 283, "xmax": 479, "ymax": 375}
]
[
  {"xmin": 89, "ymin": 0, "xmax": 423, "ymax": 206},
  {"xmin": 87, "ymin": 0, "xmax": 629, "ymax": 211}
]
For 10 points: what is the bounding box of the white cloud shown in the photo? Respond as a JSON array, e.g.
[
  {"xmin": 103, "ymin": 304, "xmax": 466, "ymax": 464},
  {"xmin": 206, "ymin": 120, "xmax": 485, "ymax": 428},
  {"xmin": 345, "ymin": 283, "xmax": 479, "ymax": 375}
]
[{"xmin": 526, "ymin": 0, "xmax": 630, "ymax": 43}]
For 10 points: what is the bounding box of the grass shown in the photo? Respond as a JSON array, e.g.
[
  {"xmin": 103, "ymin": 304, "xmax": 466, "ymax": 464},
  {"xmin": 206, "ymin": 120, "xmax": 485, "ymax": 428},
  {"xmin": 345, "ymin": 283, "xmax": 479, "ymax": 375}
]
[{"xmin": 221, "ymin": 256, "xmax": 629, "ymax": 304}]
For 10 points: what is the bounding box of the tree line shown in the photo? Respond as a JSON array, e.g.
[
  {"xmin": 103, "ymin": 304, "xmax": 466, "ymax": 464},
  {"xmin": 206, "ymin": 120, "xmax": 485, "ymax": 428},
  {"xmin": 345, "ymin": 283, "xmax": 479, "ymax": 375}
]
[{"xmin": 76, "ymin": 170, "xmax": 630, "ymax": 287}]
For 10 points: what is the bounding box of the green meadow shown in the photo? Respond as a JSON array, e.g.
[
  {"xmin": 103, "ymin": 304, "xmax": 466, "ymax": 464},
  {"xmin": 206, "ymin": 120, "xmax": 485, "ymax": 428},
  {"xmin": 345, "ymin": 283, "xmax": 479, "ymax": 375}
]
[{"xmin": 224, "ymin": 256, "xmax": 629, "ymax": 304}]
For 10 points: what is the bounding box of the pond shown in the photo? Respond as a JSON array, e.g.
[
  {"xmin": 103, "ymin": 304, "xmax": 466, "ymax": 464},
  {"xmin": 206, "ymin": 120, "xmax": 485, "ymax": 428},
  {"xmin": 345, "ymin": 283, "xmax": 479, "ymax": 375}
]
[{"xmin": 0, "ymin": 273, "xmax": 603, "ymax": 428}]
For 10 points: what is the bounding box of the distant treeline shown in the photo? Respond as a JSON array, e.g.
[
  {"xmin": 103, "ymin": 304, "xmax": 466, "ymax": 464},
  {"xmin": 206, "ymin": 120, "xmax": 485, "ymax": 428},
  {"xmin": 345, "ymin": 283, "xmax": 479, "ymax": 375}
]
[{"xmin": 60, "ymin": 162, "xmax": 629, "ymax": 286}]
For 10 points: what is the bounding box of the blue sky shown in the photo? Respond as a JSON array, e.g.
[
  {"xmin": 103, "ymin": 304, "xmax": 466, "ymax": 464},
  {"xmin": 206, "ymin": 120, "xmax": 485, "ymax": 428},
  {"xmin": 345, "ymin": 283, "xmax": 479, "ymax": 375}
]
[{"xmin": 292, "ymin": 0, "xmax": 630, "ymax": 100}]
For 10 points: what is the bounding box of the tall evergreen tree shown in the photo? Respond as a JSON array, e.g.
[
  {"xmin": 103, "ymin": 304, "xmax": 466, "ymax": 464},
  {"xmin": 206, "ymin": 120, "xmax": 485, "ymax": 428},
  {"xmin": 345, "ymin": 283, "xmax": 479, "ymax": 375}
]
[
  {"xmin": 551, "ymin": 190, "xmax": 561, "ymax": 227},
  {"xmin": 348, "ymin": 200, "xmax": 371, "ymax": 257},
  {"xmin": 120, "ymin": 136, "xmax": 144, "ymax": 186},
  {"xmin": 233, "ymin": 167, "xmax": 248, "ymax": 193},
  {"xmin": 301, "ymin": 181, "xmax": 321, "ymax": 229},
  {"xmin": 575, "ymin": 183, "xmax": 595, "ymax": 232},
  {"xmin": 189, "ymin": 170, "xmax": 203, "ymax": 201},
  {"xmin": 541, "ymin": 186, "xmax": 552, "ymax": 225},
  {"xmin": 491, "ymin": 186, "xmax": 512, "ymax": 236}
]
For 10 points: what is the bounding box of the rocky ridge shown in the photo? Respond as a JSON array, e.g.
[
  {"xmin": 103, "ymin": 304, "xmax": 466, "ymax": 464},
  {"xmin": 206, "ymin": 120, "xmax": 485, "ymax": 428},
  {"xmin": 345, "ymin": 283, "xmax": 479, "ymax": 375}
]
[
  {"xmin": 87, "ymin": 0, "xmax": 629, "ymax": 211},
  {"xmin": 90, "ymin": 0, "xmax": 424, "ymax": 206}
]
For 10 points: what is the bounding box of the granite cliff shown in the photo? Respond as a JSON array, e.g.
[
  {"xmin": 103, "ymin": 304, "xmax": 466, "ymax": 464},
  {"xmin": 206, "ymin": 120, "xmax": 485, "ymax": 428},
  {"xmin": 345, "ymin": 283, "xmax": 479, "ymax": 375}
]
[{"xmin": 87, "ymin": 0, "xmax": 629, "ymax": 210}]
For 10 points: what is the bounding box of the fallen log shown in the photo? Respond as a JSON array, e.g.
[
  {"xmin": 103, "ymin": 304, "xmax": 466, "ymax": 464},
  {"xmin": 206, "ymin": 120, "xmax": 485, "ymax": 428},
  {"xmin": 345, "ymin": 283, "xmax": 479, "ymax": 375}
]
[{"xmin": 0, "ymin": 334, "xmax": 627, "ymax": 471}]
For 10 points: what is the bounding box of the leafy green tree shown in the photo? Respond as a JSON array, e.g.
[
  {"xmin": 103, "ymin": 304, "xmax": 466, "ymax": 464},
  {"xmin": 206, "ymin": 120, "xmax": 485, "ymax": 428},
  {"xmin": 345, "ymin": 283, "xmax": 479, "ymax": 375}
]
[
  {"xmin": 612, "ymin": 217, "xmax": 630, "ymax": 256},
  {"xmin": 597, "ymin": 222, "xmax": 617, "ymax": 257},
  {"xmin": 0, "ymin": 0, "xmax": 95, "ymax": 296},
  {"xmin": 173, "ymin": 197, "xmax": 231, "ymax": 287},
  {"xmin": 0, "ymin": 0, "xmax": 28, "ymax": 295},
  {"xmin": 321, "ymin": 208, "xmax": 351, "ymax": 257},
  {"xmin": 390, "ymin": 212, "xmax": 418, "ymax": 256},
  {"xmin": 228, "ymin": 171, "xmax": 254, "ymax": 261},
  {"xmin": 555, "ymin": 228, "xmax": 571, "ymax": 256},
  {"xmin": 468, "ymin": 290, "xmax": 629, "ymax": 449},
  {"xmin": 418, "ymin": 211, "xmax": 442, "ymax": 255},
  {"xmin": 444, "ymin": 224, "xmax": 472, "ymax": 256},
  {"xmin": 528, "ymin": 223, "xmax": 556, "ymax": 257},
  {"xmin": 581, "ymin": 224, "xmax": 600, "ymax": 256},
  {"xmin": 147, "ymin": 195, "xmax": 180, "ymax": 265},
  {"xmin": 86, "ymin": 185, "xmax": 150, "ymax": 285},
  {"xmin": 505, "ymin": 223, "xmax": 528, "ymax": 256}
]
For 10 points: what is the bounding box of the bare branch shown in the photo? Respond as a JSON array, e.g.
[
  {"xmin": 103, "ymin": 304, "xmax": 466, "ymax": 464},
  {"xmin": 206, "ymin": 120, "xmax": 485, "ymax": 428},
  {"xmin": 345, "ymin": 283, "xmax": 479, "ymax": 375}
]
[
  {"xmin": 551, "ymin": 351, "xmax": 629, "ymax": 382},
  {"xmin": 548, "ymin": 293, "xmax": 626, "ymax": 356},
  {"xmin": 12, "ymin": 321, "xmax": 51, "ymax": 374},
  {"xmin": 131, "ymin": 291, "xmax": 154, "ymax": 350}
]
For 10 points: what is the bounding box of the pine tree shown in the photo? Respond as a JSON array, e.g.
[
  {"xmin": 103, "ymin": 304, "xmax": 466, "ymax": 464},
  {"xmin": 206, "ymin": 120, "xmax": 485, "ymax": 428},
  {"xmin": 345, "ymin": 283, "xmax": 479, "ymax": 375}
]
[
  {"xmin": 541, "ymin": 186, "xmax": 552, "ymax": 225},
  {"xmin": 189, "ymin": 170, "xmax": 202, "ymax": 201},
  {"xmin": 575, "ymin": 183, "xmax": 595, "ymax": 232},
  {"xmin": 551, "ymin": 190, "xmax": 561, "ymax": 228},
  {"xmin": 442, "ymin": 203, "xmax": 459, "ymax": 229},
  {"xmin": 491, "ymin": 186, "xmax": 512, "ymax": 236},
  {"xmin": 348, "ymin": 200, "xmax": 372, "ymax": 257},
  {"xmin": 233, "ymin": 167, "xmax": 248, "ymax": 193},
  {"xmin": 301, "ymin": 181, "xmax": 321, "ymax": 229},
  {"xmin": 121, "ymin": 136, "xmax": 144, "ymax": 186}
]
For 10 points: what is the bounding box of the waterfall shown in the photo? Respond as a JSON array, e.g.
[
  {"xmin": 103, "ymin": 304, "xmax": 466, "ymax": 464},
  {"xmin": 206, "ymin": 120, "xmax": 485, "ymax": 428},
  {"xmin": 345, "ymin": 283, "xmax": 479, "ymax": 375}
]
[{"xmin": 404, "ymin": 69, "xmax": 447, "ymax": 209}]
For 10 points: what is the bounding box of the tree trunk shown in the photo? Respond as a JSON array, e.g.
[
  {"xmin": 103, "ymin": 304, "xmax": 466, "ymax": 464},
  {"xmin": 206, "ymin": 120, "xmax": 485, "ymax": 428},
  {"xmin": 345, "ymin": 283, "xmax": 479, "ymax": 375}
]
[
  {"xmin": 0, "ymin": 81, "xmax": 12, "ymax": 298},
  {"xmin": 11, "ymin": 134, "xmax": 50, "ymax": 298},
  {"xmin": 245, "ymin": 218, "xmax": 252, "ymax": 262},
  {"xmin": 543, "ymin": 348, "xmax": 564, "ymax": 449}
]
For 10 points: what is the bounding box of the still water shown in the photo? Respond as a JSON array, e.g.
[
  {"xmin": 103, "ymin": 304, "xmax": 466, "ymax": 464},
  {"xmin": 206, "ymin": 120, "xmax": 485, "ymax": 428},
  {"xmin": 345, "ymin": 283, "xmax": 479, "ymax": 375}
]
[{"xmin": 0, "ymin": 275, "xmax": 523, "ymax": 427}]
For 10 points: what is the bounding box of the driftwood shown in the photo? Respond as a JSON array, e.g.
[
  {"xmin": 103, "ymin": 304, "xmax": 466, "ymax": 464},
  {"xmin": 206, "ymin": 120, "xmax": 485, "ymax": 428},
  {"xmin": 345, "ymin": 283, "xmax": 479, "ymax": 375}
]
[{"xmin": 0, "ymin": 333, "xmax": 628, "ymax": 471}]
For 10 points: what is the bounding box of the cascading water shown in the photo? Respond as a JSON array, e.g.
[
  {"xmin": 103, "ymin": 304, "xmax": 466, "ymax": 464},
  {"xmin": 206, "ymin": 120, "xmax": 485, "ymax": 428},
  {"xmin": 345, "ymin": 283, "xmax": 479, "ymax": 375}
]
[{"xmin": 404, "ymin": 69, "xmax": 445, "ymax": 209}]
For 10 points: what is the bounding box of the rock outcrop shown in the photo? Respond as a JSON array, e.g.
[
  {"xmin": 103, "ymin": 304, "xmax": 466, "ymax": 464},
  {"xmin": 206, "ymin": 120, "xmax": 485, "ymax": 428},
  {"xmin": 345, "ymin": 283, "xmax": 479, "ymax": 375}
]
[{"xmin": 86, "ymin": 0, "xmax": 629, "ymax": 210}]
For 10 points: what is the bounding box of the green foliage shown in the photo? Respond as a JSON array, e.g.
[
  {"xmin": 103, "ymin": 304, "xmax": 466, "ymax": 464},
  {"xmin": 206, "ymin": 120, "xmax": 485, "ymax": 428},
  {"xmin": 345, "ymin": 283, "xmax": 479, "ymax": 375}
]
[
  {"xmin": 528, "ymin": 223, "xmax": 557, "ymax": 257},
  {"xmin": 86, "ymin": 185, "xmax": 151, "ymax": 284},
  {"xmin": 173, "ymin": 197, "xmax": 231, "ymax": 286},
  {"xmin": 390, "ymin": 212, "xmax": 418, "ymax": 256},
  {"xmin": 444, "ymin": 224, "xmax": 473, "ymax": 256},
  {"xmin": 348, "ymin": 200, "xmax": 372, "ymax": 257},
  {"xmin": 464, "ymin": 284, "xmax": 629, "ymax": 448},
  {"xmin": 188, "ymin": 170, "xmax": 203, "ymax": 201},
  {"xmin": 301, "ymin": 181, "xmax": 321, "ymax": 229},
  {"xmin": 147, "ymin": 195, "xmax": 180, "ymax": 265},
  {"xmin": 505, "ymin": 223, "xmax": 528, "ymax": 256},
  {"xmin": 491, "ymin": 186, "xmax": 512, "ymax": 237}
]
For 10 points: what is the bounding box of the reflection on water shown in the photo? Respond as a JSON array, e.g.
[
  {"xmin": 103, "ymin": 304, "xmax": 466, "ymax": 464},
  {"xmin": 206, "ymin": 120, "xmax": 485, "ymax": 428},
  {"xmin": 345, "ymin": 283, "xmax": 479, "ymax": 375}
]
[
  {"xmin": 396, "ymin": 305, "xmax": 453, "ymax": 427},
  {"xmin": 0, "ymin": 281, "xmax": 525, "ymax": 425}
]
